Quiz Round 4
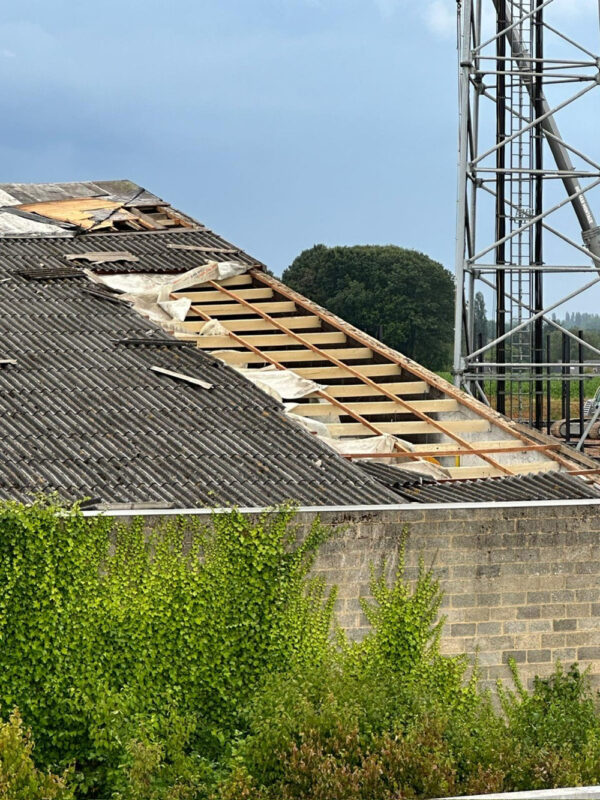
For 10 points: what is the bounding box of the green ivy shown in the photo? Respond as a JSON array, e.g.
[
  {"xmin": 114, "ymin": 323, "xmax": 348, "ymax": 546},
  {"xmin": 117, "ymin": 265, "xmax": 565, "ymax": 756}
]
[{"xmin": 0, "ymin": 500, "xmax": 334, "ymax": 796}]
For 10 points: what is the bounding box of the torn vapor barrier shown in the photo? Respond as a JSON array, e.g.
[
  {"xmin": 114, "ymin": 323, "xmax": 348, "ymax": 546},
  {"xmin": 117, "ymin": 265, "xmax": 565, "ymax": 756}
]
[
  {"xmin": 87, "ymin": 260, "xmax": 248, "ymax": 324},
  {"xmin": 233, "ymin": 365, "xmax": 325, "ymax": 403}
]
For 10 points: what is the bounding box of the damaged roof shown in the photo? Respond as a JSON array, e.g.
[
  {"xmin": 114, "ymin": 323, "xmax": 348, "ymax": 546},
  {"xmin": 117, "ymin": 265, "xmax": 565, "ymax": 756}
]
[
  {"xmin": 0, "ymin": 180, "xmax": 198, "ymax": 237},
  {"xmin": 0, "ymin": 196, "xmax": 396, "ymax": 507},
  {"xmin": 0, "ymin": 179, "xmax": 598, "ymax": 508}
]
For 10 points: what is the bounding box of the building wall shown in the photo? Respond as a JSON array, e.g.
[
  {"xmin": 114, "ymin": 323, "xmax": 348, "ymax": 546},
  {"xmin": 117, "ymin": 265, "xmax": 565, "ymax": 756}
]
[
  {"xmin": 301, "ymin": 503, "xmax": 600, "ymax": 691},
  {"xmin": 103, "ymin": 501, "xmax": 600, "ymax": 691}
]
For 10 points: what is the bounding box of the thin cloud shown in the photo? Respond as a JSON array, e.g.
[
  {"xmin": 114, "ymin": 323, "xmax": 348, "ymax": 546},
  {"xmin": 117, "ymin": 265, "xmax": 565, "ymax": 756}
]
[
  {"xmin": 372, "ymin": 0, "xmax": 401, "ymax": 19},
  {"xmin": 1, "ymin": 48, "xmax": 16, "ymax": 58},
  {"xmin": 424, "ymin": 0, "xmax": 457, "ymax": 39}
]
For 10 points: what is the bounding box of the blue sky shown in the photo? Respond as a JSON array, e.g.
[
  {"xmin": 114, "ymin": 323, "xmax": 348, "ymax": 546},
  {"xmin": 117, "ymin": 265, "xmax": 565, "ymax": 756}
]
[
  {"xmin": 0, "ymin": 0, "xmax": 459, "ymax": 274},
  {"xmin": 0, "ymin": 0, "xmax": 599, "ymax": 312}
]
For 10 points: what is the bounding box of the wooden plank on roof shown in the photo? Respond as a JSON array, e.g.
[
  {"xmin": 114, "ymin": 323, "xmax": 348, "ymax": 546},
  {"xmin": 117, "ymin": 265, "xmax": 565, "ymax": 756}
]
[
  {"xmin": 180, "ymin": 315, "xmax": 321, "ymax": 332},
  {"xmin": 177, "ymin": 288, "xmax": 273, "ymax": 302},
  {"xmin": 217, "ymin": 275, "xmax": 253, "ymax": 287},
  {"xmin": 326, "ymin": 419, "xmax": 491, "ymax": 436},
  {"xmin": 294, "ymin": 363, "xmax": 402, "ymax": 380},
  {"xmin": 189, "ymin": 301, "xmax": 296, "ymax": 316},
  {"xmin": 212, "ymin": 347, "xmax": 373, "ymax": 366},
  {"xmin": 292, "ymin": 399, "xmax": 459, "ymax": 416},
  {"xmin": 195, "ymin": 331, "xmax": 346, "ymax": 349},
  {"xmin": 249, "ymin": 269, "xmax": 581, "ymax": 474},
  {"xmin": 323, "ymin": 381, "xmax": 428, "ymax": 397},
  {"xmin": 446, "ymin": 461, "xmax": 559, "ymax": 479},
  {"xmin": 413, "ymin": 440, "xmax": 526, "ymax": 454}
]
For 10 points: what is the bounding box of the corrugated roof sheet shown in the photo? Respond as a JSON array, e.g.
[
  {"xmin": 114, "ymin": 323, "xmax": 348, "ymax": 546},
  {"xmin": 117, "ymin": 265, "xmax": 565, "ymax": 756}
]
[
  {"xmin": 0, "ymin": 229, "xmax": 262, "ymax": 274},
  {"xmin": 0, "ymin": 236, "xmax": 395, "ymax": 507},
  {"xmin": 358, "ymin": 461, "xmax": 600, "ymax": 502}
]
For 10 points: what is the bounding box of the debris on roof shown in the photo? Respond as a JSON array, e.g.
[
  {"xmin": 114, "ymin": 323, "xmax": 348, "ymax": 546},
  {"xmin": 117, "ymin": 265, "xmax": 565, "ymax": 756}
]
[
  {"xmin": 0, "ymin": 181, "xmax": 198, "ymax": 237},
  {"xmin": 149, "ymin": 365, "xmax": 214, "ymax": 390},
  {"xmin": 65, "ymin": 251, "xmax": 140, "ymax": 265}
]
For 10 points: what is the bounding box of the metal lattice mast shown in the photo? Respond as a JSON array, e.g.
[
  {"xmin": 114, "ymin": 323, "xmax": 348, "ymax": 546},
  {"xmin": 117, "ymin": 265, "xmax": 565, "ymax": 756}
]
[{"xmin": 453, "ymin": 0, "xmax": 600, "ymax": 427}]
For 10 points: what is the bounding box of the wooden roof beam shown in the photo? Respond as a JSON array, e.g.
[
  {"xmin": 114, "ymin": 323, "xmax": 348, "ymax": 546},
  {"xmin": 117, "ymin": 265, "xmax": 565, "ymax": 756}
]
[{"xmin": 205, "ymin": 280, "xmax": 512, "ymax": 475}]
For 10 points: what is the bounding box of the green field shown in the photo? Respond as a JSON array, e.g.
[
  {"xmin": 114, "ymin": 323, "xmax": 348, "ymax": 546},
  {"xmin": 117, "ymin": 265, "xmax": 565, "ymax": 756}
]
[{"xmin": 437, "ymin": 371, "xmax": 600, "ymax": 420}]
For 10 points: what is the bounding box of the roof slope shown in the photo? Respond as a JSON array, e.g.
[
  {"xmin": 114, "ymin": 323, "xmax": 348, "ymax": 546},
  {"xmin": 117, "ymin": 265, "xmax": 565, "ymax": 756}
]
[
  {"xmin": 357, "ymin": 462, "xmax": 600, "ymax": 503},
  {"xmin": 0, "ymin": 178, "xmax": 597, "ymax": 507},
  {"xmin": 0, "ymin": 232, "xmax": 395, "ymax": 507}
]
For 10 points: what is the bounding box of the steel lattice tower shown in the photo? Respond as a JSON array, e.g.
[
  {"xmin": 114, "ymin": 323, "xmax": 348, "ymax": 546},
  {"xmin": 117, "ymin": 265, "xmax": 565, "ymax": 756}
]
[{"xmin": 453, "ymin": 0, "xmax": 600, "ymax": 429}]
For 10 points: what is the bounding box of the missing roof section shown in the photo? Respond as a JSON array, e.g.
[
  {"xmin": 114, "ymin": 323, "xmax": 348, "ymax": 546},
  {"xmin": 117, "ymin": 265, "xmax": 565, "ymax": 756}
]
[{"xmin": 0, "ymin": 181, "xmax": 197, "ymax": 237}]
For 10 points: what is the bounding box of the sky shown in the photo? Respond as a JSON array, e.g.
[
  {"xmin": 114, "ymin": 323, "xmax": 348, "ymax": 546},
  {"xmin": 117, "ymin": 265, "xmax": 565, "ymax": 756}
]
[{"xmin": 0, "ymin": 0, "xmax": 599, "ymax": 311}]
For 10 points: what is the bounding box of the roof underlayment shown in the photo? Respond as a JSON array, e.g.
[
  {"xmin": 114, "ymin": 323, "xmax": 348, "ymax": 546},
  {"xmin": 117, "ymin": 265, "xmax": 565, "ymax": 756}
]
[{"xmin": 0, "ymin": 179, "xmax": 598, "ymax": 506}]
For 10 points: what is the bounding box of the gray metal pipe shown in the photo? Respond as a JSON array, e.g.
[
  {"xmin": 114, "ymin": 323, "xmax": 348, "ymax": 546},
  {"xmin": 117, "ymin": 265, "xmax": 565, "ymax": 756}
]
[{"xmin": 491, "ymin": 0, "xmax": 600, "ymax": 256}]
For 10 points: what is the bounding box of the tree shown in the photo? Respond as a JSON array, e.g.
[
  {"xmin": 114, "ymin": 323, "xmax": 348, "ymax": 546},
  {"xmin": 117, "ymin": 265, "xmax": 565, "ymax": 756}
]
[
  {"xmin": 473, "ymin": 291, "xmax": 488, "ymax": 346},
  {"xmin": 282, "ymin": 244, "xmax": 455, "ymax": 370}
]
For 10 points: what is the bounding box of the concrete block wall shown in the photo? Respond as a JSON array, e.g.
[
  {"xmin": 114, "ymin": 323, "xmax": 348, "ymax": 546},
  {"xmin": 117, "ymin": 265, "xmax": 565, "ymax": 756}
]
[
  {"xmin": 295, "ymin": 503, "xmax": 600, "ymax": 691},
  {"xmin": 106, "ymin": 500, "xmax": 600, "ymax": 691}
]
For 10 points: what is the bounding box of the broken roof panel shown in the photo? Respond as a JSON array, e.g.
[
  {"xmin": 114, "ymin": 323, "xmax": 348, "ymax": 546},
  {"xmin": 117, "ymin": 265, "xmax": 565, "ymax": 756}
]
[
  {"xmin": 0, "ymin": 181, "xmax": 195, "ymax": 237},
  {"xmin": 0, "ymin": 240, "xmax": 395, "ymax": 507}
]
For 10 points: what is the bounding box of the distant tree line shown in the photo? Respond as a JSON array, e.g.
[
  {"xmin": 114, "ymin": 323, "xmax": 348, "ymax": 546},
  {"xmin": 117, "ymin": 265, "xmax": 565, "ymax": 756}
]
[{"xmin": 472, "ymin": 294, "xmax": 600, "ymax": 363}]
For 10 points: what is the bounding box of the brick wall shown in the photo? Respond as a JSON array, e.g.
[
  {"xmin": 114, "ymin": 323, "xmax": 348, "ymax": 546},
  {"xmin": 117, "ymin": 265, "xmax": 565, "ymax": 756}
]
[
  {"xmin": 294, "ymin": 502, "xmax": 600, "ymax": 691},
  {"xmin": 110, "ymin": 500, "xmax": 600, "ymax": 691}
]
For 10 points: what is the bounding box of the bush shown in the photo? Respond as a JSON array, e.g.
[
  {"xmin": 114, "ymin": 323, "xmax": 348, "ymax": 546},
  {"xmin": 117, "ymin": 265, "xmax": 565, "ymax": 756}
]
[
  {"xmin": 220, "ymin": 549, "xmax": 487, "ymax": 798},
  {"xmin": 3, "ymin": 499, "xmax": 600, "ymax": 799},
  {"xmin": 0, "ymin": 710, "xmax": 73, "ymax": 799},
  {"xmin": 219, "ymin": 553, "xmax": 600, "ymax": 799},
  {"xmin": 499, "ymin": 662, "xmax": 600, "ymax": 790},
  {"xmin": 0, "ymin": 500, "xmax": 334, "ymax": 797}
]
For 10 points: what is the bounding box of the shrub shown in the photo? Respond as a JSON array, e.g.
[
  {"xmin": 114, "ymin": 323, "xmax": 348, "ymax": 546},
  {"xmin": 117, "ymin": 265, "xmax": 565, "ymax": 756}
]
[
  {"xmin": 222, "ymin": 547, "xmax": 485, "ymax": 798},
  {"xmin": 0, "ymin": 709, "xmax": 73, "ymax": 799},
  {"xmin": 499, "ymin": 662, "xmax": 600, "ymax": 790}
]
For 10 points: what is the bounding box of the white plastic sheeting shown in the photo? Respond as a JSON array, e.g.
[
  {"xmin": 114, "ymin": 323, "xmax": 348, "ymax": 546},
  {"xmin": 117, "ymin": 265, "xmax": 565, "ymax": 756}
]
[
  {"xmin": 0, "ymin": 210, "xmax": 69, "ymax": 238},
  {"xmin": 233, "ymin": 365, "xmax": 325, "ymax": 403},
  {"xmin": 398, "ymin": 460, "xmax": 451, "ymax": 479},
  {"xmin": 318, "ymin": 433, "xmax": 407, "ymax": 456},
  {"xmin": 88, "ymin": 261, "xmax": 248, "ymax": 325},
  {"xmin": 198, "ymin": 319, "xmax": 230, "ymax": 337}
]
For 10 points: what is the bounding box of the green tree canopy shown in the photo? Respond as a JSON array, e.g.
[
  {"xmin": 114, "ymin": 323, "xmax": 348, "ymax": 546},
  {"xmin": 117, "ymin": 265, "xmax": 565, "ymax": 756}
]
[{"xmin": 282, "ymin": 244, "xmax": 455, "ymax": 370}]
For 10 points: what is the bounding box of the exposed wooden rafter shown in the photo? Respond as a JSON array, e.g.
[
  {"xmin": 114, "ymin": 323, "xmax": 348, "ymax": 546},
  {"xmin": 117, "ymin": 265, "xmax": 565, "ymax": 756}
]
[{"xmin": 168, "ymin": 268, "xmax": 592, "ymax": 479}]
